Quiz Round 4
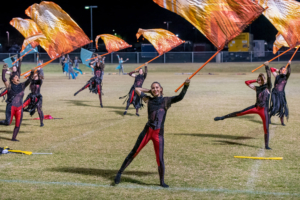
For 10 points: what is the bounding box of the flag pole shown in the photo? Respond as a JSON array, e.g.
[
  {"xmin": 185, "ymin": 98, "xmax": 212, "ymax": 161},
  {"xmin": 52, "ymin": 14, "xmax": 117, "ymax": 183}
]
[
  {"xmin": 284, "ymin": 47, "xmax": 299, "ymax": 70},
  {"xmin": 22, "ymin": 58, "xmax": 57, "ymax": 78},
  {"xmin": 12, "ymin": 48, "xmax": 34, "ymax": 65},
  {"xmin": 135, "ymin": 41, "xmax": 185, "ymax": 71},
  {"xmin": 251, "ymin": 48, "xmax": 292, "ymax": 73},
  {"xmin": 135, "ymin": 55, "xmax": 161, "ymax": 71},
  {"xmin": 175, "ymin": 50, "xmax": 221, "ymax": 93}
]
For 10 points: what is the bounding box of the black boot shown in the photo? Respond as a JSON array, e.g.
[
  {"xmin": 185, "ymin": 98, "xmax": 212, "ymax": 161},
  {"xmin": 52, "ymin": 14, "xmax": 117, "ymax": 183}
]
[
  {"xmin": 214, "ymin": 116, "xmax": 224, "ymax": 121},
  {"xmin": 123, "ymin": 111, "xmax": 127, "ymax": 115},
  {"xmin": 280, "ymin": 117, "xmax": 285, "ymax": 126},
  {"xmin": 114, "ymin": 172, "xmax": 122, "ymax": 185},
  {"xmin": 264, "ymin": 134, "xmax": 271, "ymax": 150},
  {"xmin": 158, "ymin": 166, "xmax": 169, "ymax": 188},
  {"xmin": 136, "ymin": 108, "xmax": 139, "ymax": 116}
]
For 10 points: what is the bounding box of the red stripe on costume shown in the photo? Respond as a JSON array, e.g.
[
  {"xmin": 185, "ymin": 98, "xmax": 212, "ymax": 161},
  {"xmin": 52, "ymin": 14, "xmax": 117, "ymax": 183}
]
[{"xmin": 130, "ymin": 91, "xmax": 135, "ymax": 103}]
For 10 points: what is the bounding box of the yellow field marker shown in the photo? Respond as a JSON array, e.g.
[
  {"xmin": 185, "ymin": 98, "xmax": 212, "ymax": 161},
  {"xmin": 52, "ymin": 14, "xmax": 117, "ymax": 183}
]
[{"xmin": 234, "ymin": 156, "xmax": 283, "ymax": 160}]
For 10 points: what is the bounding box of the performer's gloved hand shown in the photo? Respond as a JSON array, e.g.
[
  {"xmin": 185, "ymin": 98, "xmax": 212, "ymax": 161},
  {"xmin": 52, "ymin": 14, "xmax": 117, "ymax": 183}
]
[
  {"xmin": 264, "ymin": 61, "xmax": 269, "ymax": 66},
  {"xmin": 184, "ymin": 78, "xmax": 190, "ymax": 86},
  {"xmin": 245, "ymin": 80, "xmax": 257, "ymax": 85},
  {"xmin": 3, "ymin": 64, "xmax": 8, "ymax": 70},
  {"xmin": 270, "ymin": 67, "xmax": 277, "ymax": 73}
]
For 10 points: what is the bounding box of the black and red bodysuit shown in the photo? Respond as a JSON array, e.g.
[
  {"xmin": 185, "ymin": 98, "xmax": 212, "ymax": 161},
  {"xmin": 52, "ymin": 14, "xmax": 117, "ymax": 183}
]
[
  {"xmin": 74, "ymin": 62, "xmax": 104, "ymax": 107},
  {"xmin": 214, "ymin": 66, "xmax": 272, "ymax": 149},
  {"xmin": 270, "ymin": 65, "xmax": 290, "ymax": 124},
  {"xmin": 120, "ymin": 67, "xmax": 148, "ymax": 113},
  {"xmin": 115, "ymin": 84, "xmax": 189, "ymax": 187},
  {"xmin": 23, "ymin": 70, "xmax": 44, "ymax": 126},
  {"xmin": 0, "ymin": 68, "xmax": 32, "ymax": 141}
]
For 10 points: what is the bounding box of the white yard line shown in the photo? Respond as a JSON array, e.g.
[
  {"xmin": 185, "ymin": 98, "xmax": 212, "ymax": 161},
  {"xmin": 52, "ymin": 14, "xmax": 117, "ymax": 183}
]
[
  {"xmin": 246, "ymin": 123, "xmax": 276, "ymax": 190},
  {"xmin": 0, "ymin": 179, "xmax": 298, "ymax": 197}
]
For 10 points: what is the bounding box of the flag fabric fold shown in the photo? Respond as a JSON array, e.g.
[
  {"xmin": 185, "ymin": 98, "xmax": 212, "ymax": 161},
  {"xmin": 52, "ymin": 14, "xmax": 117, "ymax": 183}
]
[
  {"xmin": 136, "ymin": 28, "xmax": 184, "ymax": 55},
  {"xmin": 95, "ymin": 34, "xmax": 132, "ymax": 52},
  {"xmin": 20, "ymin": 44, "xmax": 38, "ymax": 57},
  {"xmin": 153, "ymin": 0, "xmax": 265, "ymax": 49},
  {"xmin": 256, "ymin": 0, "xmax": 300, "ymax": 49},
  {"xmin": 25, "ymin": 1, "xmax": 91, "ymax": 58}
]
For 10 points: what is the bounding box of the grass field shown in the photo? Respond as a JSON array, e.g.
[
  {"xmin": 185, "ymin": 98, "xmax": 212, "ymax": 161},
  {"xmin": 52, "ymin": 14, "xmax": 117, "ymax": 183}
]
[{"xmin": 0, "ymin": 62, "xmax": 299, "ymax": 199}]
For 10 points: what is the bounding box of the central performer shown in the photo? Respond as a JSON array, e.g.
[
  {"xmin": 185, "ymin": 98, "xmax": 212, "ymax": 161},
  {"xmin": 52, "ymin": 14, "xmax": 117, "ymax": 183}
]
[
  {"xmin": 214, "ymin": 62, "xmax": 272, "ymax": 149},
  {"xmin": 120, "ymin": 64, "xmax": 148, "ymax": 116},
  {"xmin": 74, "ymin": 56, "xmax": 105, "ymax": 107},
  {"xmin": 115, "ymin": 78, "xmax": 190, "ymax": 188}
]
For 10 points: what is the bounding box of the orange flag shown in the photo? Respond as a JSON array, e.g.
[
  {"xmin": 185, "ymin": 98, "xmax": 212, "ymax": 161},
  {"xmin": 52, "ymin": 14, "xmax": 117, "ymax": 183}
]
[
  {"xmin": 153, "ymin": 0, "xmax": 264, "ymax": 49},
  {"xmin": 22, "ymin": 34, "xmax": 58, "ymax": 59},
  {"xmin": 95, "ymin": 34, "xmax": 132, "ymax": 52},
  {"xmin": 256, "ymin": 0, "xmax": 300, "ymax": 49},
  {"xmin": 273, "ymin": 33, "xmax": 300, "ymax": 54},
  {"xmin": 25, "ymin": 1, "xmax": 91, "ymax": 58},
  {"xmin": 136, "ymin": 28, "xmax": 184, "ymax": 55},
  {"xmin": 10, "ymin": 18, "xmax": 42, "ymax": 51}
]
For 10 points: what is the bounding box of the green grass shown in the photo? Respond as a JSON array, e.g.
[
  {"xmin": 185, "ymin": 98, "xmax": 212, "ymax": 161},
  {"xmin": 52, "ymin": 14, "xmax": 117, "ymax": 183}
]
[{"xmin": 0, "ymin": 62, "xmax": 300, "ymax": 199}]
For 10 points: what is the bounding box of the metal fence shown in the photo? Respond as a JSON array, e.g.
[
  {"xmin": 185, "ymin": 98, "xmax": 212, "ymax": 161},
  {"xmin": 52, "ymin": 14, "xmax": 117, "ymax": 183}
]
[{"xmin": 1, "ymin": 51, "xmax": 299, "ymax": 64}]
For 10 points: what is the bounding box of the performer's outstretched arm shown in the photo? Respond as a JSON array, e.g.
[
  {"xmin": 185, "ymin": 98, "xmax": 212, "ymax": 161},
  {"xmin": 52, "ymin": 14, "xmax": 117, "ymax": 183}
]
[
  {"xmin": 286, "ymin": 61, "xmax": 291, "ymax": 80},
  {"xmin": 18, "ymin": 57, "xmax": 22, "ymax": 76},
  {"xmin": 144, "ymin": 65, "xmax": 148, "ymax": 79},
  {"xmin": 170, "ymin": 78, "xmax": 190, "ymax": 104},
  {"xmin": 135, "ymin": 87, "xmax": 150, "ymax": 102},
  {"xmin": 2, "ymin": 64, "xmax": 9, "ymax": 89},
  {"xmin": 265, "ymin": 64, "xmax": 272, "ymax": 91},
  {"xmin": 128, "ymin": 71, "xmax": 136, "ymax": 78}
]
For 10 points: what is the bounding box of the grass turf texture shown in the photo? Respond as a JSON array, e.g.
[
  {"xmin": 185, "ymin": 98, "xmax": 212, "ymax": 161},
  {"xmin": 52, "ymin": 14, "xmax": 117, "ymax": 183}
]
[{"xmin": 0, "ymin": 62, "xmax": 300, "ymax": 199}]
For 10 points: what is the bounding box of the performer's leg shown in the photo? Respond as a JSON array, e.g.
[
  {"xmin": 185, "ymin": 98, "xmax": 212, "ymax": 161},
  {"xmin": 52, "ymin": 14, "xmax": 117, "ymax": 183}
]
[
  {"xmin": 214, "ymin": 105, "xmax": 257, "ymax": 121},
  {"xmin": 23, "ymin": 98, "xmax": 31, "ymax": 109},
  {"xmin": 152, "ymin": 129, "xmax": 169, "ymax": 188},
  {"xmin": 37, "ymin": 102, "xmax": 44, "ymax": 127},
  {"xmin": 115, "ymin": 127, "xmax": 151, "ymax": 184},
  {"xmin": 280, "ymin": 116, "xmax": 285, "ymax": 126},
  {"xmin": 136, "ymin": 108, "xmax": 139, "ymax": 116},
  {"xmin": 97, "ymin": 84, "xmax": 103, "ymax": 107},
  {"xmin": 0, "ymin": 105, "xmax": 13, "ymax": 126},
  {"xmin": 124, "ymin": 91, "xmax": 135, "ymax": 115},
  {"xmin": 257, "ymin": 107, "xmax": 271, "ymax": 149},
  {"xmin": 11, "ymin": 107, "xmax": 22, "ymax": 141},
  {"xmin": 74, "ymin": 83, "xmax": 90, "ymax": 96}
]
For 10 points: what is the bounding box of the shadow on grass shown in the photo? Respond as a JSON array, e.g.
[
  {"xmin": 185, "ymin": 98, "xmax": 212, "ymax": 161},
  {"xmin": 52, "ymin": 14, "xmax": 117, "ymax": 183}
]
[
  {"xmin": 214, "ymin": 140, "xmax": 259, "ymax": 148},
  {"xmin": 0, "ymin": 130, "xmax": 24, "ymax": 134},
  {"xmin": 60, "ymin": 100, "xmax": 99, "ymax": 108},
  {"xmin": 49, "ymin": 167, "xmax": 156, "ymax": 186},
  {"xmin": 174, "ymin": 133, "xmax": 254, "ymax": 140},
  {"xmin": 0, "ymin": 136, "xmax": 12, "ymax": 141},
  {"xmin": 111, "ymin": 110, "xmax": 136, "ymax": 116}
]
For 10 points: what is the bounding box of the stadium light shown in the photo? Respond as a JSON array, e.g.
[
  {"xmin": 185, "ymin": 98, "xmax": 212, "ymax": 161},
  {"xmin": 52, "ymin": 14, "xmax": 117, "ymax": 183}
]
[{"xmin": 85, "ymin": 6, "xmax": 98, "ymax": 49}]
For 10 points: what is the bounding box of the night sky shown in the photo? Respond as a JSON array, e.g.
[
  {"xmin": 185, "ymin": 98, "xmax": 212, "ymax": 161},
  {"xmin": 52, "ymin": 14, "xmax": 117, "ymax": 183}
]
[{"xmin": 0, "ymin": 0, "xmax": 295, "ymax": 48}]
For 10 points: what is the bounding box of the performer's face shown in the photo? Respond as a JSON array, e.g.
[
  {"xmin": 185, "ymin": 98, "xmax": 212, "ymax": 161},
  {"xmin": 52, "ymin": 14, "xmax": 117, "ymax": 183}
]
[
  {"xmin": 280, "ymin": 68, "xmax": 287, "ymax": 75},
  {"xmin": 12, "ymin": 66, "xmax": 17, "ymax": 72},
  {"xmin": 257, "ymin": 76, "xmax": 265, "ymax": 86},
  {"xmin": 139, "ymin": 69, "xmax": 143, "ymax": 75},
  {"xmin": 151, "ymin": 83, "xmax": 163, "ymax": 97},
  {"xmin": 12, "ymin": 75, "xmax": 20, "ymax": 84}
]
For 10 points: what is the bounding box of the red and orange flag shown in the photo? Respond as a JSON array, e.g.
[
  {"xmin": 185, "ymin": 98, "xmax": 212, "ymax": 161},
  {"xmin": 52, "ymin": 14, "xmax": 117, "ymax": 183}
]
[
  {"xmin": 25, "ymin": 1, "xmax": 91, "ymax": 58},
  {"xmin": 136, "ymin": 28, "xmax": 184, "ymax": 55},
  {"xmin": 256, "ymin": 0, "xmax": 300, "ymax": 49},
  {"xmin": 10, "ymin": 18, "xmax": 42, "ymax": 51},
  {"xmin": 153, "ymin": 0, "xmax": 264, "ymax": 49},
  {"xmin": 95, "ymin": 34, "xmax": 132, "ymax": 52}
]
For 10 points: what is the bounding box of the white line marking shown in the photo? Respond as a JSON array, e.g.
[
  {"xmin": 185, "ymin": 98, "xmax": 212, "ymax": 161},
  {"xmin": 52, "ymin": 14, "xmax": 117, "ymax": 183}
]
[
  {"xmin": 0, "ymin": 179, "xmax": 298, "ymax": 197},
  {"xmin": 246, "ymin": 124, "xmax": 276, "ymax": 190}
]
